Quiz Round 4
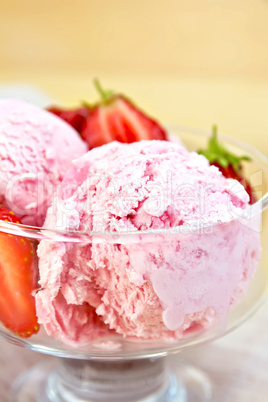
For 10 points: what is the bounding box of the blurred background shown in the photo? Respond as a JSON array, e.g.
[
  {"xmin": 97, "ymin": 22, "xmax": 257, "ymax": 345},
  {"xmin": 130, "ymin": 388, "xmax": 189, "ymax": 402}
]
[{"xmin": 0, "ymin": 0, "xmax": 268, "ymax": 152}]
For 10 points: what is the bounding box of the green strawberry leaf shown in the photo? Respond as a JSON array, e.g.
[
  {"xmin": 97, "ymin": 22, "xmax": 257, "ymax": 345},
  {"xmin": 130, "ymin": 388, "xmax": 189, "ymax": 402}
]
[{"xmin": 198, "ymin": 125, "xmax": 251, "ymax": 173}]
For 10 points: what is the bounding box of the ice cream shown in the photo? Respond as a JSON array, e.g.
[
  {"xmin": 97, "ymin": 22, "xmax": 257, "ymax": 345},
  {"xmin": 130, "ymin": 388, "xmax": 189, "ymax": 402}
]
[
  {"xmin": 35, "ymin": 140, "xmax": 261, "ymax": 344},
  {"xmin": 0, "ymin": 99, "xmax": 87, "ymax": 226}
]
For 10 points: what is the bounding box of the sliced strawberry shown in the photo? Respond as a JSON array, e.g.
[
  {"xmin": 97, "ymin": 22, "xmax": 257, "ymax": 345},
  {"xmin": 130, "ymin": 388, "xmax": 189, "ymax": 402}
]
[
  {"xmin": 198, "ymin": 126, "xmax": 256, "ymax": 204},
  {"xmin": 0, "ymin": 207, "xmax": 39, "ymax": 337},
  {"xmin": 80, "ymin": 79, "xmax": 167, "ymax": 149},
  {"xmin": 47, "ymin": 106, "xmax": 89, "ymax": 133}
]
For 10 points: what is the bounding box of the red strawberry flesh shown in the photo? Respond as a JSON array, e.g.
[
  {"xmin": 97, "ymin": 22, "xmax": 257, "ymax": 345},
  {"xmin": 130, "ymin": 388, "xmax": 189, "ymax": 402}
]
[
  {"xmin": 47, "ymin": 106, "xmax": 89, "ymax": 133},
  {"xmin": 0, "ymin": 208, "xmax": 39, "ymax": 337},
  {"xmin": 81, "ymin": 94, "xmax": 167, "ymax": 149}
]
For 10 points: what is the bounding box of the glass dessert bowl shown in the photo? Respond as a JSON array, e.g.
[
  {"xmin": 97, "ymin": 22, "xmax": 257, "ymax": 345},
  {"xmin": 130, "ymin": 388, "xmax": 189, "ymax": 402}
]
[{"xmin": 1, "ymin": 126, "xmax": 268, "ymax": 402}]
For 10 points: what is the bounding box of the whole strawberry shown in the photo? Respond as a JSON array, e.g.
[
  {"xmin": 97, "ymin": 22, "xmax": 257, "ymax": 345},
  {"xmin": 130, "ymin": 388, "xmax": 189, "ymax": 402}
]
[
  {"xmin": 0, "ymin": 207, "xmax": 39, "ymax": 337},
  {"xmin": 198, "ymin": 126, "xmax": 256, "ymax": 204}
]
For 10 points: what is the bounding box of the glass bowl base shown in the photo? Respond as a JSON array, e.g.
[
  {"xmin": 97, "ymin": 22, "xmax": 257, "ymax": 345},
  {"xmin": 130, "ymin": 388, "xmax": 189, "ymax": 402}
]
[{"xmin": 11, "ymin": 356, "xmax": 212, "ymax": 402}]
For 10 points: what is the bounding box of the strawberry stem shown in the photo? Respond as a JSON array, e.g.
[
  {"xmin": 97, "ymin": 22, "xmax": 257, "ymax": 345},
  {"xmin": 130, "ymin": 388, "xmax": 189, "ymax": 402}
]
[
  {"xmin": 198, "ymin": 125, "xmax": 251, "ymax": 173},
  {"xmin": 94, "ymin": 78, "xmax": 114, "ymax": 102}
]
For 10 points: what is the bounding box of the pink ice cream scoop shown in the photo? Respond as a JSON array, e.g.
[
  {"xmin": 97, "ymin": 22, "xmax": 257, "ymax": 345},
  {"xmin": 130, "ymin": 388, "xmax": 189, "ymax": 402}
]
[
  {"xmin": 36, "ymin": 140, "xmax": 261, "ymax": 344},
  {"xmin": 0, "ymin": 99, "xmax": 87, "ymax": 226}
]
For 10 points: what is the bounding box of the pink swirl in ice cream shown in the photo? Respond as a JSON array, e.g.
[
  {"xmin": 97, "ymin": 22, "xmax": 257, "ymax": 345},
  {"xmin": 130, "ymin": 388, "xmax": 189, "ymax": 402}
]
[{"xmin": 36, "ymin": 140, "xmax": 261, "ymax": 344}]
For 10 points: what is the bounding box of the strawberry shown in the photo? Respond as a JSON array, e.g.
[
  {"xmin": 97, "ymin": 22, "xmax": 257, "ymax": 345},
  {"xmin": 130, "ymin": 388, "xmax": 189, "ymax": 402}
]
[
  {"xmin": 47, "ymin": 106, "xmax": 89, "ymax": 133},
  {"xmin": 0, "ymin": 207, "xmax": 39, "ymax": 337},
  {"xmin": 80, "ymin": 79, "xmax": 167, "ymax": 149},
  {"xmin": 198, "ymin": 126, "xmax": 256, "ymax": 204}
]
